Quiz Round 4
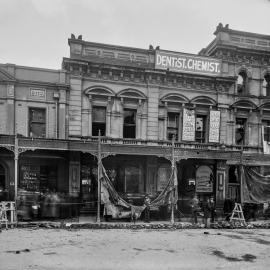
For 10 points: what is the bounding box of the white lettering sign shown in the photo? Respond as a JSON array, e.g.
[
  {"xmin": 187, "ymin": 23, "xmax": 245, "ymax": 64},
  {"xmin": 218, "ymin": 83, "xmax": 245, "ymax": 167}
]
[
  {"xmin": 29, "ymin": 88, "xmax": 46, "ymax": 99},
  {"xmin": 155, "ymin": 51, "xmax": 221, "ymax": 76}
]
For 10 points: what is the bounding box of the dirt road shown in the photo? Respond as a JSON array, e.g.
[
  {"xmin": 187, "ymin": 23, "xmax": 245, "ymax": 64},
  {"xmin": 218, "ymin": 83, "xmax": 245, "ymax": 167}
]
[{"xmin": 1, "ymin": 228, "xmax": 269, "ymax": 269}]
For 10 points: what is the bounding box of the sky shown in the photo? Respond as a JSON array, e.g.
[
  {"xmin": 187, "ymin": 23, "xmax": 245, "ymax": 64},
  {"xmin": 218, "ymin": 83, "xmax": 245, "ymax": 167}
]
[{"xmin": 0, "ymin": 0, "xmax": 270, "ymax": 70}]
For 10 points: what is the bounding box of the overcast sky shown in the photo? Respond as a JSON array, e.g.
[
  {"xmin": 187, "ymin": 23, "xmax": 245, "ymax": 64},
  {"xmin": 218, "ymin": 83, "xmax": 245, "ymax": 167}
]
[{"xmin": 0, "ymin": 0, "xmax": 269, "ymax": 70}]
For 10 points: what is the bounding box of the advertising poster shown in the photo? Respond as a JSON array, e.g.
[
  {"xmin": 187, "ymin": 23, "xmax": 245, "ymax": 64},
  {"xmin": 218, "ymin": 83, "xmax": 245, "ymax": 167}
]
[
  {"xmin": 196, "ymin": 165, "xmax": 213, "ymax": 193},
  {"xmin": 182, "ymin": 108, "xmax": 195, "ymax": 141},
  {"xmin": 209, "ymin": 110, "xmax": 221, "ymax": 143}
]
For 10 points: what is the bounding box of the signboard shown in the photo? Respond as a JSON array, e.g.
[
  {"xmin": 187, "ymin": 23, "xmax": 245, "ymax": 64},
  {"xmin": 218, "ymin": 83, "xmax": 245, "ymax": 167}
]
[
  {"xmin": 29, "ymin": 88, "xmax": 46, "ymax": 100},
  {"xmin": 196, "ymin": 165, "xmax": 213, "ymax": 193},
  {"xmin": 182, "ymin": 108, "xmax": 195, "ymax": 141},
  {"xmin": 209, "ymin": 110, "xmax": 221, "ymax": 143},
  {"xmin": 155, "ymin": 50, "xmax": 221, "ymax": 76}
]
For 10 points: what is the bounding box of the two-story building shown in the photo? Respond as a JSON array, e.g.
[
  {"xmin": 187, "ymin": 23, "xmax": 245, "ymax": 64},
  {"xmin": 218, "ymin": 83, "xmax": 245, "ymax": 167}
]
[{"xmin": 0, "ymin": 24, "xmax": 270, "ymax": 219}]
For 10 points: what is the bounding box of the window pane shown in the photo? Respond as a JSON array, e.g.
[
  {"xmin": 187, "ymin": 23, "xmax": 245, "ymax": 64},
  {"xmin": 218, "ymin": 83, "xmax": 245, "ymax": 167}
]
[
  {"xmin": 235, "ymin": 118, "xmax": 246, "ymax": 144},
  {"xmin": 92, "ymin": 123, "xmax": 106, "ymax": 136},
  {"xmin": 93, "ymin": 107, "xmax": 106, "ymax": 122},
  {"xmin": 123, "ymin": 109, "xmax": 136, "ymax": 138},
  {"xmin": 30, "ymin": 123, "xmax": 46, "ymax": 137},
  {"xmin": 262, "ymin": 120, "xmax": 270, "ymax": 142},
  {"xmin": 29, "ymin": 108, "xmax": 46, "ymax": 137},
  {"xmin": 30, "ymin": 108, "xmax": 46, "ymax": 123},
  {"xmin": 195, "ymin": 115, "xmax": 206, "ymax": 142},
  {"xmin": 124, "ymin": 110, "xmax": 136, "ymax": 125}
]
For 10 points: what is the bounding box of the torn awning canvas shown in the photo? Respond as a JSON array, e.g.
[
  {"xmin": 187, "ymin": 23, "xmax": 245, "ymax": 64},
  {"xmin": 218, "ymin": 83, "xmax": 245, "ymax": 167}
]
[{"xmin": 243, "ymin": 166, "xmax": 270, "ymax": 203}]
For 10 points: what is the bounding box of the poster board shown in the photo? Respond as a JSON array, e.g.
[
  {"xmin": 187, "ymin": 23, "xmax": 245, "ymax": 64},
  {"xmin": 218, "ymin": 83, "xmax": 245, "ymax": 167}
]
[
  {"xmin": 20, "ymin": 165, "xmax": 40, "ymax": 191},
  {"xmin": 182, "ymin": 108, "xmax": 195, "ymax": 141},
  {"xmin": 209, "ymin": 110, "xmax": 220, "ymax": 143},
  {"xmin": 196, "ymin": 165, "xmax": 213, "ymax": 193}
]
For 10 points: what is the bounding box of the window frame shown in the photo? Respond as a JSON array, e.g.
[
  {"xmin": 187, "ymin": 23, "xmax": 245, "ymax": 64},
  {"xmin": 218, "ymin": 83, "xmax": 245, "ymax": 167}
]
[
  {"xmin": 28, "ymin": 107, "xmax": 46, "ymax": 138},
  {"xmin": 123, "ymin": 108, "xmax": 136, "ymax": 139},
  {"xmin": 167, "ymin": 111, "xmax": 180, "ymax": 141},
  {"xmin": 92, "ymin": 106, "xmax": 106, "ymax": 136}
]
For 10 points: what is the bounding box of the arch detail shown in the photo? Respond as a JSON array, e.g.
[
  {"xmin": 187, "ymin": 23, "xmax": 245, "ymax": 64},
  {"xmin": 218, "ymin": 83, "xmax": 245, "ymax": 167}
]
[
  {"xmin": 160, "ymin": 93, "xmax": 189, "ymax": 104},
  {"xmin": 117, "ymin": 88, "xmax": 147, "ymax": 100},
  {"xmin": 84, "ymin": 86, "xmax": 115, "ymax": 97},
  {"xmin": 190, "ymin": 96, "xmax": 216, "ymax": 106}
]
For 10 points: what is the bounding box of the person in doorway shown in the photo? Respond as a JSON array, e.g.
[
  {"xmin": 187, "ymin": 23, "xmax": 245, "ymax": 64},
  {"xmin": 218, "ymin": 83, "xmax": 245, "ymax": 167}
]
[
  {"xmin": 144, "ymin": 194, "xmax": 151, "ymax": 223},
  {"xmin": 201, "ymin": 197, "xmax": 211, "ymax": 228},
  {"xmin": 190, "ymin": 195, "xmax": 199, "ymax": 224},
  {"xmin": 209, "ymin": 196, "xmax": 216, "ymax": 224}
]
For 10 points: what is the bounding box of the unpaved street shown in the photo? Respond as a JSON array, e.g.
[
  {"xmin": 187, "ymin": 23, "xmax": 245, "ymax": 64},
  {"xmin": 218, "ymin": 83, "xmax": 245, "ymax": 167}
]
[{"xmin": 0, "ymin": 228, "xmax": 270, "ymax": 270}]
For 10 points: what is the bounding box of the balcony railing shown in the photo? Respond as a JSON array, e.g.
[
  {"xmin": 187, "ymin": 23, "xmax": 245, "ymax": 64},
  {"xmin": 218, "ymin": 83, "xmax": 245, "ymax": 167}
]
[{"xmin": 0, "ymin": 134, "xmax": 263, "ymax": 154}]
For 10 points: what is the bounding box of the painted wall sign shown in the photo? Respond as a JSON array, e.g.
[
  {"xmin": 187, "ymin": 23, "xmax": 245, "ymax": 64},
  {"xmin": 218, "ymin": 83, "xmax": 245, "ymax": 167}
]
[
  {"xmin": 29, "ymin": 88, "xmax": 46, "ymax": 100},
  {"xmin": 182, "ymin": 108, "xmax": 195, "ymax": 141},
  {"xmin": 209, "ymin": 110, "xmax": 221, "ymax": 143},
  {"xmin": 196, "ymin": 165, "xmax": 213, "ymax": 193},
  {"xmin": 155, "ymin": 50, "xmax": 221, "ymax": 76}
]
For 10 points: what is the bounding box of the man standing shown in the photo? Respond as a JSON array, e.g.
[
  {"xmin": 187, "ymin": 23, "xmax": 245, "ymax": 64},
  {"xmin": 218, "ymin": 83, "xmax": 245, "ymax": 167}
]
[
  {"xmin": 144, "ymin": 194, "xmax": 151, "ymax": 223},
  {"xmin": 190, "ymin": 195, "xmax": 199, "ymax": 224}
]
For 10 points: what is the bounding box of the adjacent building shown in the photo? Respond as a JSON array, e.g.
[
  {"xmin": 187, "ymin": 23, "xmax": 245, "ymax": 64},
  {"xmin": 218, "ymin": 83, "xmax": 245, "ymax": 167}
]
[{"xmin": 1, "ymin": 24, "xmax": 270, "ymax": 219}]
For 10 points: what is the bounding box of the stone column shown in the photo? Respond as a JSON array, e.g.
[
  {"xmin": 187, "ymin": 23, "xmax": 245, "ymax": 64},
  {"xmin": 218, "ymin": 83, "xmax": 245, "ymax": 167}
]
[
  {"xmin": 58, "ymin": 89, "xmax": 67, "ymax": 139},
  {"xmin": 81, "ymin": 94, "xmax": 89, "ymax": 137},
  {"xmin": 6, "ymin": 84, "xmax": 15, "ymax": 135},
  {"xmin": 106, "ymin": 97, "xmax": 112, "ymax": 137},
  {"xmin": 88, "ymin": 96, "xmax": 92, "ymax": 136}
]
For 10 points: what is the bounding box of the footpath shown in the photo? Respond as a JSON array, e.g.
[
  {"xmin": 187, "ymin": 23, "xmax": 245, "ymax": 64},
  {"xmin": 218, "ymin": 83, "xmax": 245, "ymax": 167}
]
[{"xmin": 13, "ymin": 218, "xmax": 270, "ymax": 230}]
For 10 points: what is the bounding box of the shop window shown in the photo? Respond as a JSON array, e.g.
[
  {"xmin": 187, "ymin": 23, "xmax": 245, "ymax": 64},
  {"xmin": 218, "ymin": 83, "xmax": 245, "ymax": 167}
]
[
  {"xmin": 123, "ymin": 109, "xmax": 136, "ymax": 138},
  {"xmin": 167, "ymin": 112, "xmax": 179, "ymax": 140},
  {"xmin": 125, "ymin": 166, "xmax": 140, "ymax": 193},
  {"xmin": 235, "ymin": 118, "xmax": 246, "ymax": 145},
  {"xmin": 262, "ymin": 120, "xmax": 270, "ymax": 142},
  {"xmin": 237, "ymin": 71, "xmax": 247, "ymax": 95},
  {"xmin": 195, "ymin": 115, "xmax": 207, "ymax": 143},
  {"xmin": 263, "ymin": 75, "xmax": 270, "ymax": 97},
  {"xmin": 19, "ymin": 165, "xmax": 57, "ymax": 192},
  {"xmin": 92, "ymin": 106, "xmax": 106, "ymax": 136},
  {"xmin": 29, "ymin": 108, "xmax": 46, "ymax": 138}
]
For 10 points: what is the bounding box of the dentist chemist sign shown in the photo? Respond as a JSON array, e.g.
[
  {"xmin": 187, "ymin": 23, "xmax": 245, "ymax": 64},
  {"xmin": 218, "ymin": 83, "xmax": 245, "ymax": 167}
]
[{"xmin": 155, "ymin": 50, "xmax": 221, "ymax": 76}]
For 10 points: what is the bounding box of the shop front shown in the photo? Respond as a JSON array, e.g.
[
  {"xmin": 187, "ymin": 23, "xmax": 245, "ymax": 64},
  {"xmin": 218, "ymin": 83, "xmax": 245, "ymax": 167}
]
[
  {"xmin": 17, "ymin": 151, "xmax": 70, "ymax": 220},
  {"xmin": 177, "ymin": 159, "xmax": 217, "ymax": 217}
]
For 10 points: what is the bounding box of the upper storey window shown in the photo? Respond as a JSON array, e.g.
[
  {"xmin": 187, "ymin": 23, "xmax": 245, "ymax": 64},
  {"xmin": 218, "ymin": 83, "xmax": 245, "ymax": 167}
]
[
  {"xmin": 92, "ymin": 106, "xmax": 106, "ymax": 136},
  {"xmin": 123, "ymin": 109, "xmax": 136, "ymax": 138},
  {"xmin": 235, "ymin": 118, "xmax": 246, "ymax": 145},
  {"xmin": 195, "ymin": 114, "xmax": 207, "ymax": 143},
  {"xmin": 167, "ymin": 112, "xmax": 179, "ymax": 141},
  {"xmin": 29, "ymin": 108, "xmax": 46, "ymax": 138},
  {"xmin": 263, "ymin": 74, "xmax": 270, "ymax": 97},
  {"xmin": 237, "ymin": 71, "xmax": 247, "ymax": 95},
  {"xmin": 262, "ymin": 120, "xmax": 270, "ymax": 142}
]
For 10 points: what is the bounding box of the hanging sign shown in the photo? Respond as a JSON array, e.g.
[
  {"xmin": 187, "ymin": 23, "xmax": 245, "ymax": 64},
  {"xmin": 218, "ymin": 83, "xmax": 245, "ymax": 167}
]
[
  {"xmin": 182, "ymin": 108, "xmax": 195, "ymax": 141},
  {"xmin": 155, "ymin": 50, "xmax": 221, "ymax": 76},
  {"xmin": 196, "ymin": 165, "xmax": 213, "ymax": 193},
  {"xmin": 209, "ymin": 110, "xmax": 221, "ymax": 143}
]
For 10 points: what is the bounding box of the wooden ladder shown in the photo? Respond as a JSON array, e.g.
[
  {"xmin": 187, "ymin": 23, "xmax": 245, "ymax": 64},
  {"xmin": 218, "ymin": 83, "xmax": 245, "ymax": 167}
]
[{"xmin": 230, "ymin": 203, "xmax": 246, "ymax": 226}]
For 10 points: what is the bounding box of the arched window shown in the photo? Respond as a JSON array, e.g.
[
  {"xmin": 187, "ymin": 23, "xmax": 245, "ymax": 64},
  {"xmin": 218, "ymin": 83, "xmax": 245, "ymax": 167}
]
[
  {"xmin": 160, "ymin": 94, "xmax": 189, "ymax": 141},
  {"xmin": 237, "ymin": 71, "xmax": 247, "ymax": 95}
]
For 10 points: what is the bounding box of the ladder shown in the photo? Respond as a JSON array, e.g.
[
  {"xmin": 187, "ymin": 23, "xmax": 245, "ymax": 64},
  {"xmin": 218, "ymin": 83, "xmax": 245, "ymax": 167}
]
[{"xmin": 230, "ymin": 203, "xmax": 246, "ymax": 226}]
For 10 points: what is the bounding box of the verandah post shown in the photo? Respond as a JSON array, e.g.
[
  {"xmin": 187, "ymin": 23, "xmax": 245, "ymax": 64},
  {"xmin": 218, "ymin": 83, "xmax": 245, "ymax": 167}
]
[
  {"xmin": 170, "ymin": 136, "xmax": 175, "ymax": 224},
  {"xmin": 97, "ymin": 130, "xmax": 101, "ymax": 223}
]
